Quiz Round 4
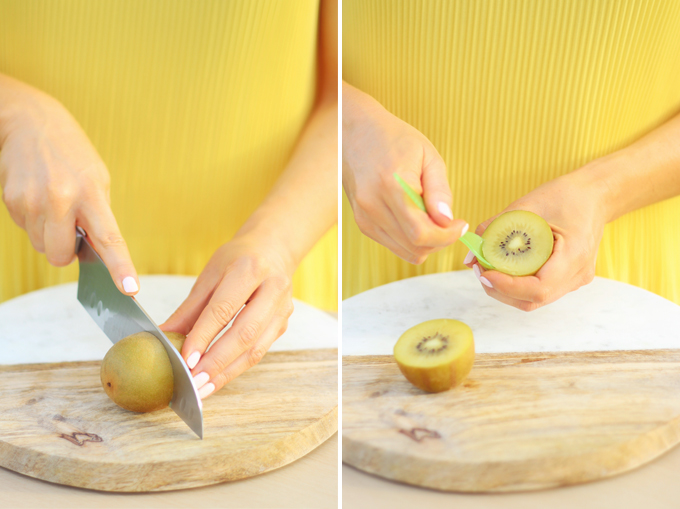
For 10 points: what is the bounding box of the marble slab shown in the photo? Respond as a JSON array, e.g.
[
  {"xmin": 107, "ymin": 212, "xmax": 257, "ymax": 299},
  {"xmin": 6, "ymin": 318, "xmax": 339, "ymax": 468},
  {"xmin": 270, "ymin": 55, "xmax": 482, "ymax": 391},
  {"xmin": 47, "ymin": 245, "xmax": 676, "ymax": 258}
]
[
  {"xmin": 342, "ymin": 271, "xmax": 680, "ymax": 356},
  {"xmin": 0, "ymin": 275, "xmax": 337, "ymax": 365}
]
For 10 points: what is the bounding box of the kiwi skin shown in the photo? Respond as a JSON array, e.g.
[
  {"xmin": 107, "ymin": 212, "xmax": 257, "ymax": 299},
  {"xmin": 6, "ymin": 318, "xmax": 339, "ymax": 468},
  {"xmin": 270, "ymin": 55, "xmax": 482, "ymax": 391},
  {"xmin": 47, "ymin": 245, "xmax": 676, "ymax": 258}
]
[
  {"xmin": 100, "ymin": 332, "xmax": 187, "ymax": 413},
  {"xmin": 397, "ymin": 345, "xmax": 475, "ymax": 393},
  {"xmin": 394, "ymin": 319, "xmax": 475, "ymax": 393}
]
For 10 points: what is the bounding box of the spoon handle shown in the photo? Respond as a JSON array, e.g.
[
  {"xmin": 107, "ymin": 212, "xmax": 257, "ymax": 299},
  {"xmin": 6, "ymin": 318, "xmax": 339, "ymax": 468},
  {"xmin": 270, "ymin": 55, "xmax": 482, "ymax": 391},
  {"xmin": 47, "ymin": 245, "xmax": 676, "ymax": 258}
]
[{"xmin": 393, "ymin": 173, "xmax": 495, "ymax": 270}]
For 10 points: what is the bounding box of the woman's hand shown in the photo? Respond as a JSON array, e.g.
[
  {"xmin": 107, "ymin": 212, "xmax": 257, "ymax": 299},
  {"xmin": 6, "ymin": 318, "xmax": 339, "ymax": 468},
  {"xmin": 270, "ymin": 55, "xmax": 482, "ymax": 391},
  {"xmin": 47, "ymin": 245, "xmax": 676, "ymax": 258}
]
[
  {"xmin": 0, "ymin": 74, "xmax": 139, "ymax": 295},
  {"xmin": 162, "ymin": 0, "xmax": 338, "ymax": 399},
  {"xmin": 159, "ymin": 232, "xmax": 294, "ymax": 399},
  {"xmin": 343, "ymin": 82, "xmax": 468, "ymax": 264},
  {"xmin": 465, "ymin": 166, "xmax": 609, "ymax": 311}
]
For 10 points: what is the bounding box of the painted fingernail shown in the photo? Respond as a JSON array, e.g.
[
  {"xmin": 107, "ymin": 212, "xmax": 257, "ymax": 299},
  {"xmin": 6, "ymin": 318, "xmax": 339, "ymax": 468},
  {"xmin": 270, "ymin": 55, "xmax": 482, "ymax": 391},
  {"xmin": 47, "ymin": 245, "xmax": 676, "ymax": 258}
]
[
  {"xmin": 480, "ymin": 276, "xmax": 493, "ymax": 288},
  {"xmin": 473, "ymin": 264, "xmax": 481, "ymax": 279},
  {"xmin": 186, "ymin": 351, "xmax": 201, "ymax": 369},
  {"xmin": 122, "ymin": 276, "xmax": 138, "ymax": 293},
  {"xmin": 192, "ymin": 371, "xmax": 210, "ymax": 390},
  {"xmin": 198, "ymin": 383, "xmax": 215, "ymax": 399},
  {"xmin": 464, "ymin": 250, "xmax": 474, "ymax": 264},
  {"xmin": 461, "ymin": 223, "xmax": 469, "ymax": 235},
  {"xmin": 437, "ymin": 202, "xmax": 453, "ymax": 221}
]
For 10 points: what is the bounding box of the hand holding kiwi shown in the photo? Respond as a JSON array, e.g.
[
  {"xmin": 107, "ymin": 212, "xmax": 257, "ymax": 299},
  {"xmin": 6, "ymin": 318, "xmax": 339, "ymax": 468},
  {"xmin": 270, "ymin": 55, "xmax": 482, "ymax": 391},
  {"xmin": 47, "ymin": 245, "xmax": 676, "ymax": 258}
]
[
  {"xmin": 342, "ymin": 82, "xmax": 469, "ymax": 264},
  {"xmin": 478, "ymin": 210, "xmax": 554, "ymax": 276},
  {"xmin": 466, "ymin": 174, "xmax": 607, "ymax": 311}
]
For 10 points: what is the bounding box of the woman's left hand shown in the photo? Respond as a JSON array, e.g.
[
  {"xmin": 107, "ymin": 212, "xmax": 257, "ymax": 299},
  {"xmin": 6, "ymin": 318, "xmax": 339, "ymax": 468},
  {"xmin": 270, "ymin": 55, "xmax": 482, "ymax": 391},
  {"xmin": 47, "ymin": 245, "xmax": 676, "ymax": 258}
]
[
  {"xmin": 464, "ymin": 164, "xmax": 610, "ymax": 311},
  {"xmin": 160, "ymin": 232, "xmax": 295, "ymax": 399}
]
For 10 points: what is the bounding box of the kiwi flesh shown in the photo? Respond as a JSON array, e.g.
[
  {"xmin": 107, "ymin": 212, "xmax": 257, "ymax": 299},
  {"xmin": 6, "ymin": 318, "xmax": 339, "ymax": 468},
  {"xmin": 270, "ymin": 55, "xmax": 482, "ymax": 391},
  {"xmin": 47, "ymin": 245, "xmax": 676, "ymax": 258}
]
[
  {"xmin": 481, "ymin": 210, "xmax": 554, "ymax": 276},
  {"xmin": 100, "ymin": 331, "xmax": 186, "ymax": 413},
  {"xmin": 393, "ymin": 319, "xmax": 475, "ymax": 393}
]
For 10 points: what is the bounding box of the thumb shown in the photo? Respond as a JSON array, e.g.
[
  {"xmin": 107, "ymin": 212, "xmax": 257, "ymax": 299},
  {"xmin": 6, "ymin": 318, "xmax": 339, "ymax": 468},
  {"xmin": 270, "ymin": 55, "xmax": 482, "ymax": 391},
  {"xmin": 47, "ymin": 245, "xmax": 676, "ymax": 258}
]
[
  {"xmin": 421, "ymin": 155, "xmax": 454, "ymax": 228},
  {"xmin": 80, "ymin": 199, "xmax": 139, "ymax": 296}
]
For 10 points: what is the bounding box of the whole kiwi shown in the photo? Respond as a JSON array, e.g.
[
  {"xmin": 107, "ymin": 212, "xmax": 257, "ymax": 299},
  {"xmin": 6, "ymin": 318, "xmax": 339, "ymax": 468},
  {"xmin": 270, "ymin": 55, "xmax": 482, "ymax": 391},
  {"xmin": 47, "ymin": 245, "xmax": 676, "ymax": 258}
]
[{"xmin": 100, "ymin": 331, "xmax": 186, "ymax": 413}]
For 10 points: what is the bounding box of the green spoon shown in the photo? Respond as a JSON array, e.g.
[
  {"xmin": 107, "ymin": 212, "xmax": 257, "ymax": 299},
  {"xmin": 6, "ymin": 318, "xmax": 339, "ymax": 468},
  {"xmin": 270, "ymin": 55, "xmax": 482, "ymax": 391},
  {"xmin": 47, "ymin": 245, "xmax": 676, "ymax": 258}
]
[{"xmin": 393, "ymin": 173, "xmax": 495, "ymax": 270}]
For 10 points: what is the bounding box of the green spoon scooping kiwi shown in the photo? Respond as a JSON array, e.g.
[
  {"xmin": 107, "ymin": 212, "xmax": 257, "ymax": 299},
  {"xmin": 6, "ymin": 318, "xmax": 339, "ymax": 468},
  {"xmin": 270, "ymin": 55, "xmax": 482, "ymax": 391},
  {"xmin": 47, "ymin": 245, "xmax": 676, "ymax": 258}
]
[
  {"xmin": 394, "ymin": 174, "xmax": 556, "ymax": 276},
  {"xmin": 393, "ymin": 173, "xmax": 495, "ymax": 269}
]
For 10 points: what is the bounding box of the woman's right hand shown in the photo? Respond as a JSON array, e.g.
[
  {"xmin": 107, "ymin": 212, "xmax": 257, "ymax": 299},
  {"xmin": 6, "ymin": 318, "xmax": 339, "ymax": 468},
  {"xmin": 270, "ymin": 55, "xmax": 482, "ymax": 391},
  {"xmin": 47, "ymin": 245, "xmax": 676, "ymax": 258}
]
[
  {"xmin": 342, "ymin": 81, "xmax": 468, "ymax": 264},
  {"xmin": 0, "ymin": 74, "xmax": 139, "ymax": 295}
]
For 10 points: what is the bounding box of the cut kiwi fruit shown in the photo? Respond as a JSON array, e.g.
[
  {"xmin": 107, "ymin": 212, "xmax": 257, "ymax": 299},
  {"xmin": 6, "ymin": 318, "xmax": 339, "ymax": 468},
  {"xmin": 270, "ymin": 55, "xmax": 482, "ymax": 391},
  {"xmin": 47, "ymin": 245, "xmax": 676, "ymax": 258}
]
[
  {"xmin": 481, "ymin": 210, "xmax": 554, "ymax": 276},
  {"xmin": 393, "ymin": 319, "xmax": 475, "ymax": 393}
]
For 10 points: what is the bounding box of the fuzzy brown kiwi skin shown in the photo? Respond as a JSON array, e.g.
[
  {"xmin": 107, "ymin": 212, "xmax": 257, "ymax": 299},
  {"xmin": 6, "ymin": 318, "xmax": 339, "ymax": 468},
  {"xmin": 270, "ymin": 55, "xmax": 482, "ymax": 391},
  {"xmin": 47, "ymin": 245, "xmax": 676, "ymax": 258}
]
[{"xmin": 395, "ymin": 340, "xmax": 475, "ymax": 393}]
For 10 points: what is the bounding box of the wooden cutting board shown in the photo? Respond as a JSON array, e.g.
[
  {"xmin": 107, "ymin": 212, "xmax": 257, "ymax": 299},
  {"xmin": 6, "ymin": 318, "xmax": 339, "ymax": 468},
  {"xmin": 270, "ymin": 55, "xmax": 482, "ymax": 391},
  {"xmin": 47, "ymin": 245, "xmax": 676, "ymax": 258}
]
[
  {"xmin": 343, "ymin": 349, "xmax": 680, "ymax": 493},
  {"xmin": 0, "ymin": 349, "xmax": 337, "ymax": 492}
]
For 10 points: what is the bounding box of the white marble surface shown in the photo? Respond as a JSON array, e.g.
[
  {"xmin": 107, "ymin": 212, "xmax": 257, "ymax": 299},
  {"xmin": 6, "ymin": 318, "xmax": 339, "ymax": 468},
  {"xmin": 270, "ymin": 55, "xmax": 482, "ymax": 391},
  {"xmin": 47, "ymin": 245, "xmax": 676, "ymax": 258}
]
[
  {"xmin": 0, "ymin": 275, "xmax": 337, "ymax": 365},
  {"xmin": 342, "ymin": 271, "xmax": 680, "ymax": 356}
]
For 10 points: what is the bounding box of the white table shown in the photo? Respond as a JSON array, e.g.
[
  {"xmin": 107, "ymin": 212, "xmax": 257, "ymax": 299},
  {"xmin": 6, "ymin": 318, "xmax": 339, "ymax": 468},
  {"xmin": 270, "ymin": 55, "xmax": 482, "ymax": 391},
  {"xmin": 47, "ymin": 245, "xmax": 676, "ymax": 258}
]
[
  {"xmin": 342, "ymin": 271, "xmax": 680, "ymax": 509},
  {"xmin": 0, "ymin": 275, "xmax": 338, "ymax": 508}
]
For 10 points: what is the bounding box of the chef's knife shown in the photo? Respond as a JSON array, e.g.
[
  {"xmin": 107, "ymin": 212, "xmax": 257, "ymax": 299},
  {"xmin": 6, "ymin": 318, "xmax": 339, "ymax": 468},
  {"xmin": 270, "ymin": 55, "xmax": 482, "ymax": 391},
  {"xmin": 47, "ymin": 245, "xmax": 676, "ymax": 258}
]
[{"xmin": 75, "ymin": 227, "xmax": 203, "ymax": 438}]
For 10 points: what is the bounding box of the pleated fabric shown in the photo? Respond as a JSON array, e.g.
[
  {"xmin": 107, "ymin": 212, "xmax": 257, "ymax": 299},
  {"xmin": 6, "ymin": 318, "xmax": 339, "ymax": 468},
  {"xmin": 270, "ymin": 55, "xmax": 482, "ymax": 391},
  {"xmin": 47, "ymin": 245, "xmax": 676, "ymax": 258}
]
[
  {"xmin": 343, "ymin": 0, "xmax": 680, "ymax": 304},
  {"xmin": 0, "ymin": 0, "xmax": 338, "ymax": 311}
]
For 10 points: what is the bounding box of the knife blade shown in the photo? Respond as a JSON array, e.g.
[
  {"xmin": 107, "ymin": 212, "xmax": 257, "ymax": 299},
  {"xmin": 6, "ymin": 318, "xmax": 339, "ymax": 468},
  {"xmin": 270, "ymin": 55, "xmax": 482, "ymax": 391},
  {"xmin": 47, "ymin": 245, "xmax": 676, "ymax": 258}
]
[{"xmin": 75, "ymin": 227, "xmax": 203, "ymax": 438}]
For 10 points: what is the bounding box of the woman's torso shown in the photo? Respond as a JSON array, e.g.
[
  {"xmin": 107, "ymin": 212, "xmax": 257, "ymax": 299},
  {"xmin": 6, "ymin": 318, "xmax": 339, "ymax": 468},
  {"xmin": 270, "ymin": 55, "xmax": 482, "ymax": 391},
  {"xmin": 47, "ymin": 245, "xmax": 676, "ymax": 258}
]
[
  {"xmin": 0, "ymin": 0, "xmax": 337, "ymax": 310},
  {"xmin": 343, "ymin": 0, "xmax": 680, "ymax": 304}
]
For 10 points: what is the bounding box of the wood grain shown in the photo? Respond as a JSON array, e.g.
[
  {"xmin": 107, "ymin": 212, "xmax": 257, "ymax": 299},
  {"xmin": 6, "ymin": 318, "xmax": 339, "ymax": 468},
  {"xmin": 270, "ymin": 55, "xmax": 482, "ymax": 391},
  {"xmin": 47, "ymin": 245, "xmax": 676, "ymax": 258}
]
[
  {"xmin": 342, "ymin": 349, "xmax": 680, "ymax": 492},
  {"xmin": 0, "ymin": 349, "xmax": 337, "ymax": 492}
]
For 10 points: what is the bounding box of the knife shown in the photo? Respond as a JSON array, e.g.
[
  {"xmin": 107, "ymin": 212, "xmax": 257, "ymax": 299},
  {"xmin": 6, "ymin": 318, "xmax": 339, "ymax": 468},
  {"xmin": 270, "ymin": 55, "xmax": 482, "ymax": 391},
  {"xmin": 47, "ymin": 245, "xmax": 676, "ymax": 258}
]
[{"xmin": 75, "ymin": 227, "xmax": 203, "ymax": 438}]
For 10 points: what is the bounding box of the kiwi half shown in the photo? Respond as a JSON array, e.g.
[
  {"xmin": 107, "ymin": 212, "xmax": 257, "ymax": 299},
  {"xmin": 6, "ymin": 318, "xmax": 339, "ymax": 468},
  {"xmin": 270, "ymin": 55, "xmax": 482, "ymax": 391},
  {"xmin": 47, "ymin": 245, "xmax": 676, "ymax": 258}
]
[
  {"xmin": 481, "ymin": 210, "xmax": 554, "ymax": 276},
  {"xmin": 393, "ymin": 319, "xmax": 475, "ymax": 393}
]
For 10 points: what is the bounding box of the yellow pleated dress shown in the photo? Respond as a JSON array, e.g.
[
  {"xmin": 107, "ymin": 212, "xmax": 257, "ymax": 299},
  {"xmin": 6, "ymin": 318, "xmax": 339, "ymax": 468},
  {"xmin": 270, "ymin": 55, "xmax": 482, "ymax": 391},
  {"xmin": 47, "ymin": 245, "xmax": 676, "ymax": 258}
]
[
  {"xmin": 343, "ymin": 0, "xmax": 680, "ymax": 305},
  {"xmin": 0, "ymin": 0, "xmax": 337, "ymax": 311}
]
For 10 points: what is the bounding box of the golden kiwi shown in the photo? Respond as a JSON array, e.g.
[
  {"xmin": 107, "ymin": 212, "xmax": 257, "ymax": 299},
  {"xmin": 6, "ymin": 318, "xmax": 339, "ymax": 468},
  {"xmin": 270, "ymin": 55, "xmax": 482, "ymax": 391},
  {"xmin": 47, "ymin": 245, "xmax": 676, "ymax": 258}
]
[
  {"xmin": 480, "ymin": 210, "xmax": 554, "ymax": 276},
  {"xmin": 100, "ymin": 331, "xmax": 186, "ymax": 413},
  {"xmin": 393, "ymin": 319, "xmax": 475, "ymax": 393}
]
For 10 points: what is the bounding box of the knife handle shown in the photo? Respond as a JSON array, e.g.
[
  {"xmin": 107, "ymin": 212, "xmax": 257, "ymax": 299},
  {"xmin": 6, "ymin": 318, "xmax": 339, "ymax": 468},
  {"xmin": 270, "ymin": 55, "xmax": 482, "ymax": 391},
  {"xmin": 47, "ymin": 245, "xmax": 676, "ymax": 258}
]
[{"xmin": 75, "ymin": 226, "xmax": 87, "ymax": 254}]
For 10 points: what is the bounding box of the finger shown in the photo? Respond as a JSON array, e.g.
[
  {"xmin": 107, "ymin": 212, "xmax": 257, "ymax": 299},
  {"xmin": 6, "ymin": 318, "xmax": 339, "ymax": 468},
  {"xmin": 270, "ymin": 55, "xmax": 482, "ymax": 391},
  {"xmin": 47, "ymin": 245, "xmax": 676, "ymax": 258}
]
[
  {"xmin": 421, "ymin": 156, "xmax": 454, "ymax": 227},
  {"xmin": 483, "ymin": 285, "xmax": 539, "ymax": 311},
  {"xmin": 4, "ymin": 201, "xmax": 27, "ymax": 229},
  {"xmin": 195, "ymin": 314, "xmax": 288, "ymax": 399},
  {"xmin": 463, "ymin": 250, "xmax": 477, "ymax": 267},
  {"xmin": 371, "ymin": 224, "xmax": 430, "ymax": 264},
  {"xmin": 477, "ymin": 236, "xmax": 569, "ymax": 305},
  {"xmin": 159, "ymin": 273, "xmax": 218, "ymax": 338},
  {"xmin": 44, "ymin": 214, "xmax": 77, "ymax": 267},
  {"xmin": 386, "ymin": 174, "xmax": 468, "ymax": 248},
  {"xmin": 180, "ymin": 258, "xmax": 264, "ymax": 365},
  {"xmin": 79, "ymin": 198, "xmax": 139, "ymax": 295},
  {"xmin": 470, "ymin": 264, "xmax": 536, "ymax": 310},
  {"xmin": 189, "ymin": 278, "xmax": 289, "ymax": 380},
  {"xmin": 26, "ymin": 213, "xmax": 46, "ymax": 253},
  {"xmin": 371, "ymin": 205, "xmax": 436, "ymax": 262}
]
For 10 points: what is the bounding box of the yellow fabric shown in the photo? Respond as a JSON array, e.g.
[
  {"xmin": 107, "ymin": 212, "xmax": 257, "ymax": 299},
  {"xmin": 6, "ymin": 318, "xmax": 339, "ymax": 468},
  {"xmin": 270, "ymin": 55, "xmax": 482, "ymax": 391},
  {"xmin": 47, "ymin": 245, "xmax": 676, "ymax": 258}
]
[
  {"xmin": 343, "ymin": 0, "xmax": 680, "ymax": 304},
  {"xmin": 0, "ymin": 0, "xmax": 337, "ymax": 311}
]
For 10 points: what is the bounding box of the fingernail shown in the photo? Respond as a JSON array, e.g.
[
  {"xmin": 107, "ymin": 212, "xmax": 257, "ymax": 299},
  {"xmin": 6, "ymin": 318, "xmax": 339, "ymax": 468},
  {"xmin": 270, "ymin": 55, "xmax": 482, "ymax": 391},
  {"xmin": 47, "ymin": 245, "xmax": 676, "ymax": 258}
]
[
  {"xmin": 192, "ymin": 371, "xmax": 210, "ymax": 390},
  {"xmin": 464, "ymin": 250, "xmax": 474, "ymax": 264},
  {"xmin": 461, "ymin": 223, "xmax": 469, "ymax": 235},
  {"xmin": 473, "ymin": 264, "xmax": 481, "ymax": 279},
  {"xmin": 437, "ymin": 202, "xmax": 453, "ymax": 221},
  {"xmin": 198, "ymin": 383, "xmax": 215, "ymax": 399},
  {"xmin": 186, "ymin": 351, "xmax": 201, "ymax": 369},
  {"xmin": 480, "ymin": 276, "xmax": 493, "ymax": 288},
  {"xmin": 122, "ymin": 276, "xmax": 138, "ymax": 293}
]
